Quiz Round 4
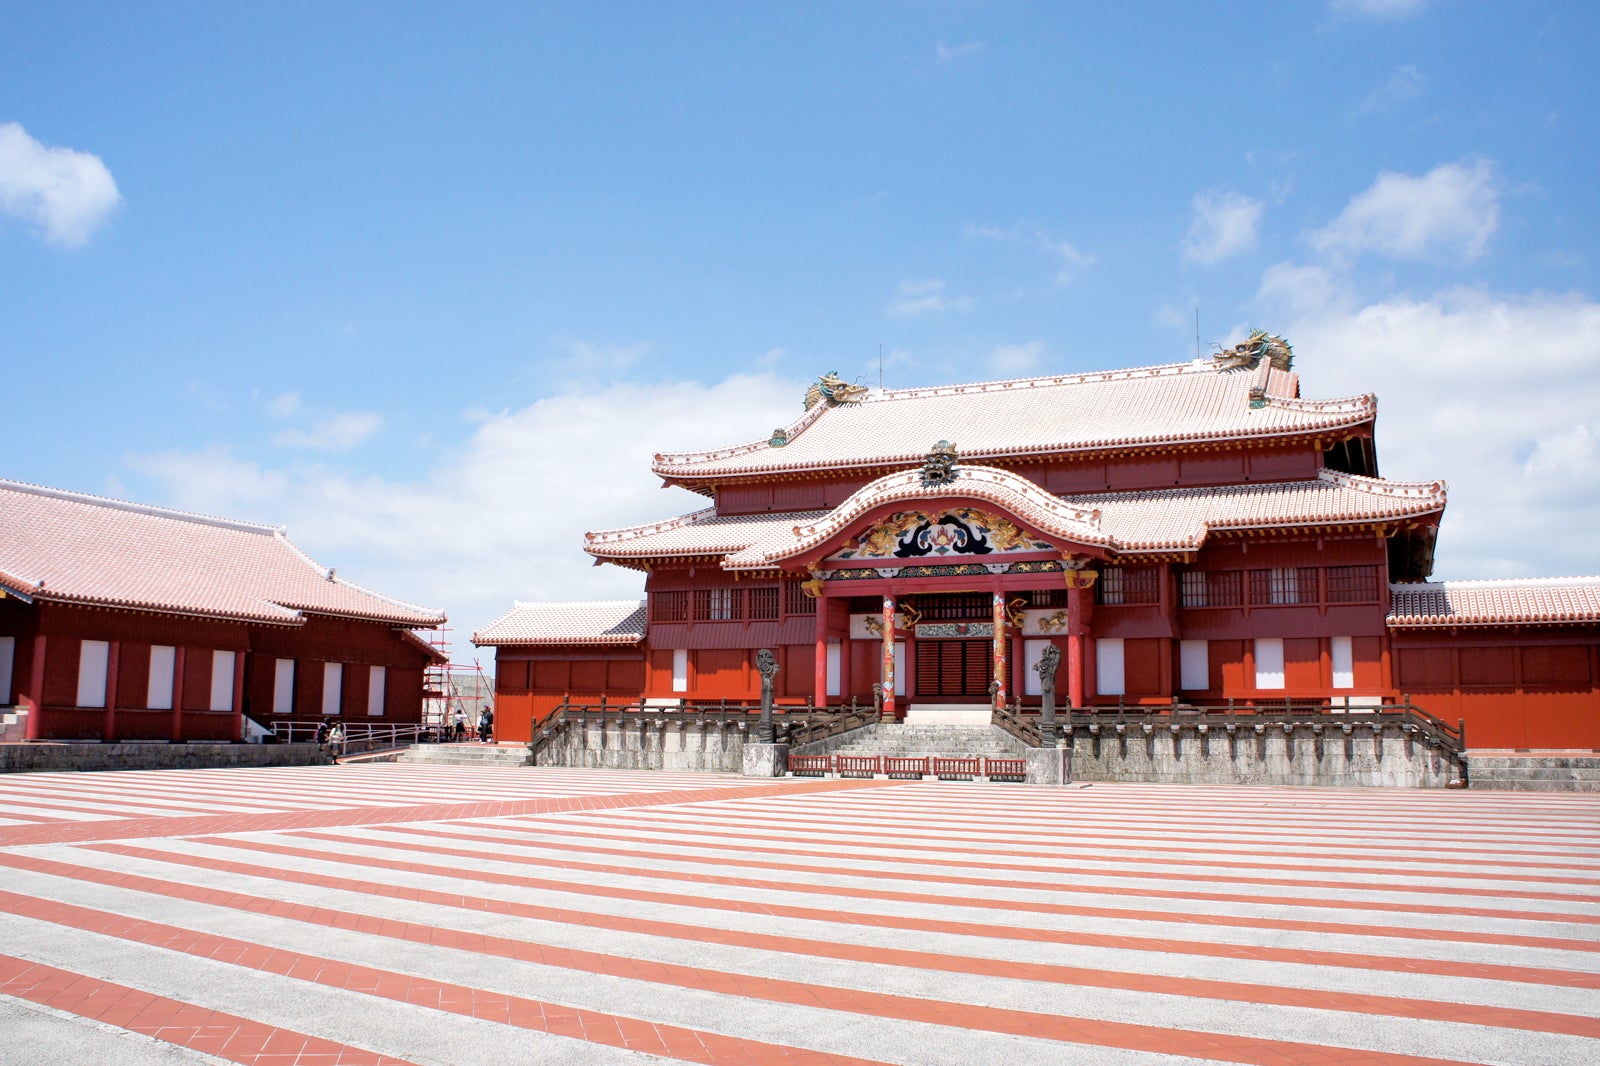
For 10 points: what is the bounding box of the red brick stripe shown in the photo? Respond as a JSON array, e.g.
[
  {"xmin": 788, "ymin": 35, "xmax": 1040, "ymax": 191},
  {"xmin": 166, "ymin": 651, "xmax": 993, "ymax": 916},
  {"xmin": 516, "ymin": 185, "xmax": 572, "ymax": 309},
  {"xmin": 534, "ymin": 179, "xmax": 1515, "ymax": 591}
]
[
  {"xmin": 278, "ymin": 823, "xmax": 1600, "ymax": 955},
  {"xmin": 0, "ymin": 951, "xmax": 415, "ymax": 1065},
  {"xmin": 0, "ymin": 891, "xmax": 878, "ymax": 1066},
  {"xmin": 0, "ymin": 877, "xmax": 1477, "ymax": 1066}
]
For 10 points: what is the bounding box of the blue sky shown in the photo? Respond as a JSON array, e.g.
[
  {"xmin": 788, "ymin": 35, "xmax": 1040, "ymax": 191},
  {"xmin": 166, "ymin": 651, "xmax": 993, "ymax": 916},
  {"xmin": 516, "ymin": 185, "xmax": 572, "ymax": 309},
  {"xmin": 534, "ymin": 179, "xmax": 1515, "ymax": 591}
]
[{"xmin": 4, "ymin": 1, "xmax": 1598, "ymax": 660}]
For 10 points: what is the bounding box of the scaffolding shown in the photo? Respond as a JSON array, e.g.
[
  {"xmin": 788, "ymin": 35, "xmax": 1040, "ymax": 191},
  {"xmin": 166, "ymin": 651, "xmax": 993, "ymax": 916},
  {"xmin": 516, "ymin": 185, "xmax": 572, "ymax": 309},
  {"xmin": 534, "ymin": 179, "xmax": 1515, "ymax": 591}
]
[{"xmin": 421, "ymin": 626, "xmax": 494, "ymax": 737}]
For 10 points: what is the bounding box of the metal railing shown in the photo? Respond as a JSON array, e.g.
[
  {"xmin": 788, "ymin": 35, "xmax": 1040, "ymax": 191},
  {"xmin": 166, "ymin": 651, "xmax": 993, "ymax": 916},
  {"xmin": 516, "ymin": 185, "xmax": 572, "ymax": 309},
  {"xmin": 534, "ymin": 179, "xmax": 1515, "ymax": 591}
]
[{"xmin": 270, "ymin": 721, "xmax": 431, "ymax": 756}]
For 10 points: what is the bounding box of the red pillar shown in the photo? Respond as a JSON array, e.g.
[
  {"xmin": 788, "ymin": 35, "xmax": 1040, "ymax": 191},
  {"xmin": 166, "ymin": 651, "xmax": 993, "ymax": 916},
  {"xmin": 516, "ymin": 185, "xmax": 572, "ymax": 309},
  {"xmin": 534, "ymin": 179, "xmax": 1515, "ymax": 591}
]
[
  {"xmin": 1067, "ymin": 583, "xmax": 1087, "ymax": 709},
  {"xmin": 880, "ymin": 595, "xmax": 896, "ymax": 719},
  {"xmin": 102, "ymin": 640, "xmax": 121, "ymax": 742},
  {"xmin": 24, "ymin": 634, "xmax": 46, "ymax": 740},
  {"xmin": 991, "ymin": 591, "xmax": 1008, "ymax": 708},
  {"xmin": 170, "ymin": 646, "xmax": 186, "ymax": 742},
  {"xmin": 813, "ymin": 594, "xmax": 829, "ymax": 708},
  {"xmin": 231, "ymin": 650, "xmax": 246, "ymax": 742}
]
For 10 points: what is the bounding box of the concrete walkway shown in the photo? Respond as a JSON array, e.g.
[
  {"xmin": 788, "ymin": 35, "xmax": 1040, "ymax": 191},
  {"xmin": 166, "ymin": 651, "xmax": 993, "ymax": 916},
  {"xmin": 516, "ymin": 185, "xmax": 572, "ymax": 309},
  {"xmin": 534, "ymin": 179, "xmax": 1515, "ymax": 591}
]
[{"xmin": 0, "ymin": 764, "xmax": 1597, "ymax": 1064}]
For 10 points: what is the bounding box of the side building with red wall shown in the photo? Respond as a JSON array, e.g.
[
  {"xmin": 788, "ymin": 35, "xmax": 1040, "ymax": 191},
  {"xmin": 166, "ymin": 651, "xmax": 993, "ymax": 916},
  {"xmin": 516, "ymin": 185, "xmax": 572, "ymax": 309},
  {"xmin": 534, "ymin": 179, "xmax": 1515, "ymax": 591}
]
[
  {"xmin": 474, "ymin": 346, "xmax": 1599, "ymax": 752},
  {"xmin": 0, "ymin": 479, "xmax": 446, "ymax": 743}
]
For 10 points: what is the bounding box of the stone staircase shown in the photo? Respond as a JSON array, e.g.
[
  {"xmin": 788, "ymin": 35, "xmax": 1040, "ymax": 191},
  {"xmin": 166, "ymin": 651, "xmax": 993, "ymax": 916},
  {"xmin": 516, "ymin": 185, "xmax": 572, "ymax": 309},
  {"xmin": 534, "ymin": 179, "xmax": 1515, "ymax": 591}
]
[
  {"xmin": 0, "ymin": 706, "xmax": 27, "ymax": 744},
  {"xmin": 800, "ymin": 723, "xmax": 1025, "ymax": 758},
  {"xmin": 391, "ymin": 743, "xmax": 534, "ymax": 768},
  {"xmin": 1466, "ymin": 752, "xmax": 1600, "ymax": 792}
]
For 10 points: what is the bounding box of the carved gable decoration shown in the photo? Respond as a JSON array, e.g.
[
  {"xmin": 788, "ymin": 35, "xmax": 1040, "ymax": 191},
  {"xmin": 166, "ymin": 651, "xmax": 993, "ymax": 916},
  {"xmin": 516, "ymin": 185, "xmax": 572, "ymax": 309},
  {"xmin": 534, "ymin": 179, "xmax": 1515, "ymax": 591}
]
[{"xmin": 832, "ymin": 507, "xmax": 1054, "ymax": 561}]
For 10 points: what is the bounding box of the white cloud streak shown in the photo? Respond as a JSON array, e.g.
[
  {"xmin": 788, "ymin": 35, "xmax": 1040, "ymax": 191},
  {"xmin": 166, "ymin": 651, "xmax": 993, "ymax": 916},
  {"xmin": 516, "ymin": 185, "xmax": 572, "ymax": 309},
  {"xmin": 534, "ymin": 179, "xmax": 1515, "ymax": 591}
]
[
  {"xmin": 885, "ymin": 278, "xmax": 975, "ymax": 318},
  {"xmin": 1182, "ymin": 190, "xmax": 1265, "ymax": 264},
  {"xmin": 1359, "ymin": 65, "xmax": 1425, "ymax": 114},
  {"xmin": 273, "ymin": 411, "xmax": 383, "ymax": 450},
  {"xmin": 1308, "ymin": 160, "xmax": 1499, "ymax": 264},
  {"xmin": 966, "ymin": 224, "xmax": 1095, "ymax": 285},
  {"xmin": 1329, "ymin": 0, "xmax": 1427, "ymax": 19},
  {"xmin": 1262, "ymin": 281, "xmax": 1600, "ymax": 580},
  {"xmin": 0, "ymin": 122, "xmax": 122, "ymax": 247},
  {"xmin": 129, "ymin": 374, "xmax": 807, "ymax": 658}
]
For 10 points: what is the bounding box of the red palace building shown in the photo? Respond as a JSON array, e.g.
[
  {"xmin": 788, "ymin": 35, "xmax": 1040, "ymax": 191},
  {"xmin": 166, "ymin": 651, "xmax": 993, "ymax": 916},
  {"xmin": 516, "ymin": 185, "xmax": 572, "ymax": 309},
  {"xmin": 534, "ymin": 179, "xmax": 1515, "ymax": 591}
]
[
  {"xmin": 476, "ymin": 337, "xmax": 1600, "ymax": 752},
  {"xmin": 0, "ymin": 480, "xmax": 446, "ymax": 743}
]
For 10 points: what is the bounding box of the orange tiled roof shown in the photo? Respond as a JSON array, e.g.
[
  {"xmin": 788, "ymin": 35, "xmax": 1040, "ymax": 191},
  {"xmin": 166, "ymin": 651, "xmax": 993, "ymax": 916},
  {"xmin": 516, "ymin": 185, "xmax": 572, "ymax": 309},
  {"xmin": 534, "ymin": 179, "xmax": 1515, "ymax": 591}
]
[
  {"xmin": 1388, "ymin": 578, "xmax": 1600, "ymax": 627},
  {"xmin": 473, "ymin": 600, "xmax": 647, "ymax": 646},
  {"xmin": 586, "ymin": 469, "xmax": 1446, "ymax": 570},
  {"xmin": 0, "ymin": 479, "xmax": 444, "ymax": 627},
  {"xmin": 653, "ymin": 360, "xmax": 1374, "ymax": 482}
]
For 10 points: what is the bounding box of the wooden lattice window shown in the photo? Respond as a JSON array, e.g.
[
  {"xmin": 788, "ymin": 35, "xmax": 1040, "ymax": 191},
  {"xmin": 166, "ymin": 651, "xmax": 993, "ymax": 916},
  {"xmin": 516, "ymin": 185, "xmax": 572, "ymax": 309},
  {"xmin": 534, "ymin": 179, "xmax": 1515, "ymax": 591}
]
[
  {"xmin": 693, "ymin": 588, "xmax": 741, "ymax": 621},
  {"xmin": 784, "ymin": 581, "xmax": 816, "ymax": 616},
  {"xmin": 652, "ymin": 590, "xmax": 688, "ymax": 622},
  {"xmin": 1248, "ymin": 567, "xmax": 1318, "ymax": 605},
  {"xmin": 748, "ymin": 585, "xmax": 780, "ymax": 620},
  {"xmin": 1326, "ymin": 565, "xmax": 1379, "ymax": 603},
  {"xmin": 1098, "ymin": 567, "xmax": 1159, "ymax": 605}
]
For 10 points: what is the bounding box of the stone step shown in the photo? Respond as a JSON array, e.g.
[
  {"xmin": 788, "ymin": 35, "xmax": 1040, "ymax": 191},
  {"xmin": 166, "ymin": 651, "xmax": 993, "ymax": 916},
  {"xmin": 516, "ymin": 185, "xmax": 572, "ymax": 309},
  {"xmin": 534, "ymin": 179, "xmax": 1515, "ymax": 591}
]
[{"xmin": 395, "ymin": 744, "xmax": 533, "ymax": 767}]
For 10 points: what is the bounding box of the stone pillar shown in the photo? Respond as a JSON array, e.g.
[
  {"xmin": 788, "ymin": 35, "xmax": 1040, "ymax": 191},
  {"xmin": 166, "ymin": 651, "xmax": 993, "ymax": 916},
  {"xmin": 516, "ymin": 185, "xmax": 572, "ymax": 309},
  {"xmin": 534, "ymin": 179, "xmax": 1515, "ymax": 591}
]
[
  {"xmin": 880, "ymin": 594, "xmax": 896, "ymax": 720},
  {"xmin": 1036, "ymin": 643, "xmax": 1061, "ymax": 747},
  {"xmin": 991, "ymin": 592, "xmax": 1008, "ymax": 709},
  {"xmin": 755, "ymin": 648, "xmax": 778, "ymax": 743},
  {"xmin": 24, "ymin": 634, "xmax": 46, "ymax": 741}
]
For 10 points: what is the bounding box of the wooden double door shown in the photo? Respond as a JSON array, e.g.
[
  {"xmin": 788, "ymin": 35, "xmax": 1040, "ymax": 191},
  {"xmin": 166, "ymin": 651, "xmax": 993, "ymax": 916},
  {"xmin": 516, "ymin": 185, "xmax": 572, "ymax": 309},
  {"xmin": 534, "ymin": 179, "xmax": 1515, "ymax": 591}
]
[{"xmin": 913, "ymin": 639, "xmax": 992, "ymax": 700}]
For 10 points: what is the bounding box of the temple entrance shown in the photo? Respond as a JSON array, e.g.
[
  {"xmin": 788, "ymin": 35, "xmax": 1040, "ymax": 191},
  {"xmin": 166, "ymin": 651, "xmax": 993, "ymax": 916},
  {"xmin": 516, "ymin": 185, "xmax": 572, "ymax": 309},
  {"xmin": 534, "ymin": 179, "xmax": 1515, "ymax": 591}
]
[{"xmin": 914, "ymin": 638, "xmax": 992, "ymax": 700}]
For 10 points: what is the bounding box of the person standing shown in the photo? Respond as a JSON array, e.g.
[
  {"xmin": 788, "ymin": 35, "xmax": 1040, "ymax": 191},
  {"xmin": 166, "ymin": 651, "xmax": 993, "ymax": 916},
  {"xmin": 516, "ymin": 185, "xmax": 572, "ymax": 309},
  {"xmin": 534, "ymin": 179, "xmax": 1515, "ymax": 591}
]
[{"xmin": 477, "ymin": 704, "xmax": 494, "ymax": 743}]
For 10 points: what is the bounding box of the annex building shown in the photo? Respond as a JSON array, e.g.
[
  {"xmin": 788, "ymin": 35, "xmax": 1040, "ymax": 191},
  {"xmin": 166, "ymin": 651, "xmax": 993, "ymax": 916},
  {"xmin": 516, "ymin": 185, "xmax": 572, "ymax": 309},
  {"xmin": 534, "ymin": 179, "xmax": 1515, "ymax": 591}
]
[
  {"xmin": 477, "ymin": 337, "xmax": 1600, "ymax": 753},
  {"xmin": 0, "ymin": 479, "xmax": 446, "ymax": 743}
]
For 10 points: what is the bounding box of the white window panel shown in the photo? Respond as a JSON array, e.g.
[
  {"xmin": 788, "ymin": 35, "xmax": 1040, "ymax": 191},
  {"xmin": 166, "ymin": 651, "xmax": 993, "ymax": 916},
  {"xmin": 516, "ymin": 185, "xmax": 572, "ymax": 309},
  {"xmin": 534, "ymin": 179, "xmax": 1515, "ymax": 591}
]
[
  {"xmin": 367, "ymin": 665, "xmax": 387, "ymax": 716},
  {"xmin": 825, "ymin": 642, "xmax": 841, "ymax": 697},
  {"xmin": 1331, "ymin": 636, "xmax": 1355, "ymax": 689},
  {"xmin": 1255, "ymin": 638, "xmax": 1285, "ymax": 690},
  {"xmin": 77, "ymin": 640, "xmax": 110, "ymax": 709},
  {"xmin": 894, "ymin": 641, "xmax": 906, "ymax": 697},
  {"xmin": 1096, "ymin": 638, "xmax": 1125, "ymax": 696},
  {"xmin": 671, "ymin": 648, "xmax": 688, "ymax": 693},
  {"xmin": 322, "ymin": 662, "xmax": 343, "ymax": 716},
  {"xmin": 0, "ymin": 636, "xmax": 14, "ymax": 705},
  {"xmin": 147, "ymin": 646, "xmax": 175, "ymax": 710},
  {"xmin": 210, "ymin": 650, "xmax": 236, "ymax": 712},
  {"xmin": 1180, "ymin": 640, "xmax": 1209, "ymax": 691},
  {"xmin": 273, "ymin": 659, "xmax": 296, "ymax": 714}
]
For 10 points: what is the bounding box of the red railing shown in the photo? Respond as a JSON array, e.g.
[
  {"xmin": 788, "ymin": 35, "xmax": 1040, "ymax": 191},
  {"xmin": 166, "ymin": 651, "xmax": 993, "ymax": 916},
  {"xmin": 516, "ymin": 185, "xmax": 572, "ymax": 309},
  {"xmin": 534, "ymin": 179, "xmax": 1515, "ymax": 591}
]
[{"xmin": 787, "ymin": 753, "xmax": 1028, "ymax": 782}]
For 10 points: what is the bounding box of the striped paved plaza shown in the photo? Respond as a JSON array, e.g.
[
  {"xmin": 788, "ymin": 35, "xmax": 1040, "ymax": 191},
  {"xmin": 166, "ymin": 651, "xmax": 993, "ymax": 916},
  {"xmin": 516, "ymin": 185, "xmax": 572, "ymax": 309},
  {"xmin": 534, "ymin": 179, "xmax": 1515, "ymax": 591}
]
[{"xmin": 0, "ymin": 765, "xmax": 1597, "ymax": 1065}]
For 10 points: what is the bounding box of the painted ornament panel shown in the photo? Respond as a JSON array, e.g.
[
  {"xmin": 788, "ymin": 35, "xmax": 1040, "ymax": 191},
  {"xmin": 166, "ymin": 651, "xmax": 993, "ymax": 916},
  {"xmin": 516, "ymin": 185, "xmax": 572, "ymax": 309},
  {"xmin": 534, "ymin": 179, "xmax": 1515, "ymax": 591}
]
[{"xmin": 835, "ymin": 508, "xmax": 1053, "ymax": 561}]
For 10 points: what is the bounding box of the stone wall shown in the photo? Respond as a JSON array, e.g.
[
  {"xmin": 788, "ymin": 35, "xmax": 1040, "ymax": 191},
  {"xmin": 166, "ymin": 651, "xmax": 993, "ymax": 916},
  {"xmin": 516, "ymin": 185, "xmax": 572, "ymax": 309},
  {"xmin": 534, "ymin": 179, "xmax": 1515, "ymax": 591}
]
[
  {"xmin": 1067, "ymin": 720, "xmax": 1462, "ymax": 788},
  {"xmin": 0, "ymin": 741, "xmax": 331, "ymax": 774},
  {"xmin": 533, "ymin": 715, "xmax": 750, "ymax": 772}
]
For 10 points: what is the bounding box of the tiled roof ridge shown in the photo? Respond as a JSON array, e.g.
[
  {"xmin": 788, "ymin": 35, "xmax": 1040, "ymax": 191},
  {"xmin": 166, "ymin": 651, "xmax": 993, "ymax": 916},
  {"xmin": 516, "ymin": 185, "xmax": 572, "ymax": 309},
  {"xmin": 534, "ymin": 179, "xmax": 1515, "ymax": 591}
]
[
  {"xmin": 1315, "ymin": 468, "xmax": 1446, "ymax": 500},
  {"xmin": 586, "ymin": 507, "xmax": 718, "ymax": 545},
  {"xmin": 651, "ymin": 357, "xmax": 1317, "ymax": 473},
  {"xmin": 0, "ymin": 565, "xmax": 41, "ymax": 596},
  {"xmin": 0, "ymin": 477, "xmax": 280, "ymax": 536},
  {"xmin": 652, "ymin": 402, "xmax": 831, "ymax": 469},
  {"xmin": 1263, "ymin": 393, "xmax": 1376, "ymax": 417},
  {"xmin": 269, "ymin": 529, "xmax": 445, "ymax": 621},
  {"xmin": 510, "ymin": 597, "xmax": 648, "ymax": 608},
  {"xmin": 1394, "ymin": 576, "xmax": 1600, "ymax": 590},
  {"xmin": 724, "ymin": 464, "xmax": 1110, "ymax": 569}
]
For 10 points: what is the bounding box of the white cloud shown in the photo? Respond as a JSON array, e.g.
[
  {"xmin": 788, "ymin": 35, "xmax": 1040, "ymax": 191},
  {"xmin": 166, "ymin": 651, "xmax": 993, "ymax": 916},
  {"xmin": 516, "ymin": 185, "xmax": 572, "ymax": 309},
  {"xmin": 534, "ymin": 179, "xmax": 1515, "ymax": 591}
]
[
  {"xmin": 1256, "ymin": 262, "xmax": 1350, "ymax": 316},
  {"xmin": 886, "ymin": 278, "xmax": 975, "ymax": 318},
  {"xmin": 1182, "ymin": 190, "xmax": 1265, "ymax": 264},
  {"xmin": 1330, "ymin": 0, "xmax": 1427, "ymax": 19},
  {"xmin": 1359, "ymin": 65, "xmax": 1425, "ymax": 114},
  {"xmin": 1260, "ymin": 280, "xmax": 1600, "ymax": 580},
  {"xmin": 267, "ymin": 392, "xmax": 302, "ymax": 418},
  {"xmin": 966, "ymin": 224, "xmax": 1095, "ymax": 285},
  {"xmin": 1308, "ymin": 160, "xmax": 1499, "ymax": 264},
  {"xmin": 549, "ymin": 337, "xmax": 651, "ymax": 375},
  {"xmin": 935, "ymin": 41, "xmax": 983, "ymax": 65},
  {"xmin": 128, "ymin": 373, "xmax": 807, "ymax": 660},
  {"xmin": 989, "ymin": 342, "xmax": 1046, "ymax": 376},
  {"xmin": 274, "ymin": 411, "xmax": 383, "ymax": 450},
  {"xmin": 0, "ymin": 122, "xmax": 122, "ymax": 247}
]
